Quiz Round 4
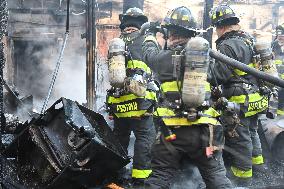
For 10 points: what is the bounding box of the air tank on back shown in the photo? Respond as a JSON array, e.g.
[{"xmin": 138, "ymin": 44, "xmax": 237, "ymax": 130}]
[
  {"xmin": 255, "ymin": 41, "xmax": 279, "ymax": 80},
  {"xmin": 182, "ymin": 37, "xmax": 210, "ymax": 108},
  {"xmin": 108, "ymin": 38, "xmax": 127, "ymax": 88}
]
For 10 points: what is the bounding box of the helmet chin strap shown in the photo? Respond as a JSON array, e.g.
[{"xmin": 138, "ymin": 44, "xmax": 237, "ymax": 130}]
[{"xmin": 123, "ymin": 27, "xmax": 139, "ymax": 34}]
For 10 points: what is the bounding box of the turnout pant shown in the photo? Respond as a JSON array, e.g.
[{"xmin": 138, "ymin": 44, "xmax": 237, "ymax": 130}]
[
  {"xmin": 113, "ymin": 116, "xmax": 156, "ymax": 179},
  {"xmin": 224, "ymin": 114, "xmax": 263, "ymax": 178},
  {"xmin": 145, "ymin": 125, "xmax": 232, "ymax": 189}
]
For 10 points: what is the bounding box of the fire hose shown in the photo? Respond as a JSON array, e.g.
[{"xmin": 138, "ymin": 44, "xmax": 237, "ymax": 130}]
[
  {"xmin": 41, "ymin": 0, "xmax": 70, "ymax": 114},
  {"xmin": 209, "ymin": 49, "xmax": 284, "ymax": 88}
]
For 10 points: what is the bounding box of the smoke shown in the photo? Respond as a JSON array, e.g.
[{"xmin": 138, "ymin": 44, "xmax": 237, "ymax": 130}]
[
  {"xmin": 11, "ymin": 37, "xmax": 86, "ymax": 113},
  {"xmin": 171, "ymin": 163, "xmax": 205, "ymax": 189},
  {"xmin": 6, "ymin": 4, "xmax": 87, "ymax": 113},
  {"xmin": 52, "ymin": 36, "xmax": 86, "ymax": 107},
  {"xmin": 34, "ymin": 38, "xmax": 86, "ymax": 111}
]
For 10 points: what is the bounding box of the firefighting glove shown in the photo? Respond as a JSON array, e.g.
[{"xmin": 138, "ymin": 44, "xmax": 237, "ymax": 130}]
[{"xmin": 124, "ymin": 75, "xmax": 147, "ymax": 97}]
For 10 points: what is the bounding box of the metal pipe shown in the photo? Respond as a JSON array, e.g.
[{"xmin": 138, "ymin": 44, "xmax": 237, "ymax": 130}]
[
  {"xmin": 209, "ymin": 49, "xmax": 284, "ymax": 88},
  {"xmin": 86, "ymin": 0, "xmax": 96, "ymax": 110},
  {"xmin": 202, "ymin": 0, "xmax": 214, "ymax": 48},
  {"xmin": 66, "ymin": 0, "xmax": 70, "ymax": 33}
]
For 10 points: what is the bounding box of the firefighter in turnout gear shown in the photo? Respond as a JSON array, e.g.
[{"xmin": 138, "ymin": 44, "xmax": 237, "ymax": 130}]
[
  {"xmin": 272, "ymin": 23, "xmax": 284, "ymax": 116},
  {"xmin": 142, "ymin": 6, "xmax": 232, "ymax": 189},
  {"xmin": 210, "ymin": 5, "xmax": 268, "ymax": 185},
  {"xmin": 106, "ymin": 7, "xmax": 157, "ymax": 186}
]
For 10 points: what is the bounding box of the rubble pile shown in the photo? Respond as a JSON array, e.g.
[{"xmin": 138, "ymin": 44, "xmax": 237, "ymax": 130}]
[{"xmin": 2, "ymin": 98, "xmax": 130, "ymax": 189}]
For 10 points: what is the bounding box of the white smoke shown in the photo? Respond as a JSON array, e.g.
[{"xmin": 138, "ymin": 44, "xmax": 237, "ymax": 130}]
[
  {"xmin": 10, "ymin": 31, "xmax": 87, "ymax": 113},
  {"xmin": 52, "ymin": 37, "xmax": 86, "ymax": 106},
  {"xmin": 171, "ymin": 163, "xmax": 205, "ymax": 189}
]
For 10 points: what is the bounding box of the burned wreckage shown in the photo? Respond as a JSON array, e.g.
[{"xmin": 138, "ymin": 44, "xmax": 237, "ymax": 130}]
[
  {"xmin": 3, "ymin": 98, "xmax": 129, "ymax": 189},
  {"xmin": 0, "ymin": 0, "xmax": 283, "ymax": 189}
]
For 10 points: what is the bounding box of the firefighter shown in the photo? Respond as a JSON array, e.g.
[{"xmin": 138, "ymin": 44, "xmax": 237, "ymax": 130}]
[
  {"xmin": 209, "ymin": 5, "xmax": 268, "ymax": 185},
  {"xmin": 106, "ymin": 7, "xmax": 157, "ymax": 187},
  {"xmin": 272, "ymin": 24, "xmax": 284, "ymax": 116},
  {"xmin": 142, "ymin": 6, "xmax": 232, "ymax": 189}
]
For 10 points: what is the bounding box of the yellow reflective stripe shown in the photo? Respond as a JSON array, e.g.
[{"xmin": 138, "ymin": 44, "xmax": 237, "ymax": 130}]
[
  {"xmin": 231, "ymin": 166, "xmax": 252, "ymax": 178},
  {"xmin": 172, "ymin": 14, "xmax": 178, "ymax": 19},
  {"xmin": 127, "ymin": 60, "xmax": 151, "ymax": 74},
  {"xmin": 229, "ymin": 93, "xmax": 263, "ymax": 104},
  {"xmin": 281, "ymin": 74, "xmax": 284, "ymax": 80},
  {"xmin": 154, "ymin": 107, "xmax": 219, "ymax": 118},
  {"xmin": 233, "ymin": 63, "xmax": 254, "ymax": 76},
  {"xmin": 161, "ymin": 81, "xmax": 180, "ymax": 93},
  {"xmin": 108, "ymin": 91, "xmax": 157, "ymax": 104},
  {"xmin": 162, "ymin": 117, "xmax": 219, "ymax": 126},
  {"xmin": 153, "ymin": 107, "xmax": 175, "ymax": 117},
  {"xmin": 233, "ymin": 69, "xmax": 247, "ymax": 76},
  {"xmin": 245, "ymin": 110, "xmax": 261, "ymax": 117},
  {"xmin": 225, "ymin": 8, "xmax": 233, "ymax": 14},
  {"xmin": 230, "ymin": 93, "xmax": 268, "ymax": 117},
  {"xmin": 205, "ymin": 82, "xmax": 211, "ymax": 92},
  {"xmin": 204, "ymin": 107, "xmax": 220, "ymax": 118},
  {"xmin": 275, "ymin": 59, "xmax": 283, "ymax": 65},
  {"xmin": 252, "ymin": 155, "xmax": 264, "ymax": 165},
  {"xmin": 144, "ymin": 35, "xmax": 157, "ymax": 43},
  {"xmin": 162, "ymin": 81, "xmax": 209, "ymax": 93},
  {"xmin": 277, "ymin": 109, "xmax": 284, "ymax": 115},
  {"xmin": 132, "ymin": 169, "xmax": 152, "ymax": 179},
  {"xmin": 182, "ymin": 15, "xmax": 189, "ymax": 21},
  {"xmin": 114, "ymin": 110, "xmax": 147, "ymax": 118}
]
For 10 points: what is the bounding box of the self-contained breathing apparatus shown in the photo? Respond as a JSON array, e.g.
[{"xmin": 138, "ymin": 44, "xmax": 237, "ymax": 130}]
[
  {"xmin": 178, "ymin": 37, "xmax": 211, "ymax": 121},
  {"xmin": 155, "ymin": 37, "xmax": 212, "ymax": 123},
  {"xmin": 255, "ymin": 42, "xmax": 279, "ymax": 79},
  {"xmin": 107, "ymin": 38, "xmax": 127, "ymax": 89},
  {"xmin": 106, "ymin": 33, "xmax": 159, "ymax": 120},
  {"xmin": 254, "ymin": 41, "xmax": 279, "ymax": 118},
  {"xmin": 107, "ymin": 37, "xmax": 148, "ymax": 97},
  {"xmin": 170, "ymin": 37, "xmax": 225, "ymax": 156}
]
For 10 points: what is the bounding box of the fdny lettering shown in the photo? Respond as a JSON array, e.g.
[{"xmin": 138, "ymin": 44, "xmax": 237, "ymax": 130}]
[
  {"xmin": 248, "ymin": 97, "xmax": 268, "ymax": 112},
  {"xmin": 117, "ymin": 102, "xmax": 138, "ymax": 113},
  {"xmin": 184, "ymin": 74, "xmax": 203, "ymax": 80}
]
